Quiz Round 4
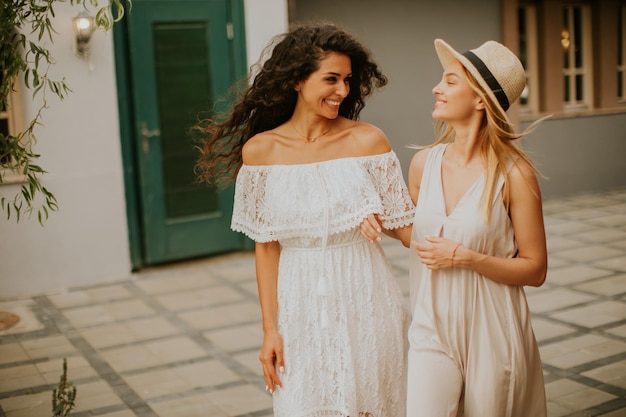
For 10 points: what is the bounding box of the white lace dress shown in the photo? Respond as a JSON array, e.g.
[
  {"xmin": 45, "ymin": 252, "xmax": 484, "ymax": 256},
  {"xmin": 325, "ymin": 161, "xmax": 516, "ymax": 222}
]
[{"xmin": 232, "ymin": 151, "xmax": 414, "ymax": 417}]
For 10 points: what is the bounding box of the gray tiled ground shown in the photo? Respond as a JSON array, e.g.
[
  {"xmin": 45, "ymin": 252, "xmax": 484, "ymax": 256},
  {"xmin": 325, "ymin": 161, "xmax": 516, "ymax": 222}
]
[{"xmin": 1, "ymin": 189, "xmax": 626, "ymax": 417}]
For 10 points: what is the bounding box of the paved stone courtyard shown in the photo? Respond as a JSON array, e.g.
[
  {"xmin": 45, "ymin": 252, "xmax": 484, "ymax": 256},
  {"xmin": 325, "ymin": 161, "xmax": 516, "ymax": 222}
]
[{"xmin": 1, "ymin": 189, "xmax": 625, "ymax": 417}]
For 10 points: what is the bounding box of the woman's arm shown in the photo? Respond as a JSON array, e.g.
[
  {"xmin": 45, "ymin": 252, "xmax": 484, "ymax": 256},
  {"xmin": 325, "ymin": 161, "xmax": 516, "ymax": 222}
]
[
  {"xmin": 414, "ymin": 162, "xmax": 547, "ymax": 287},
  {"xmin": 361, "ymin": 149, "xmax": 427, "ymax": 247},
  {"xmin": 255, "ymin": 241, "xmax": 284, "ymax": 392}
]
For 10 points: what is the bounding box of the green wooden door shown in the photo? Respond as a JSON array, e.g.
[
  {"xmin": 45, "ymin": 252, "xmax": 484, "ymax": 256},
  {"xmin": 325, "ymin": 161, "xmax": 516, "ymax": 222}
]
[{"xmin": 126, "ymin": 0, "xmax": 246, "ymax": 264}]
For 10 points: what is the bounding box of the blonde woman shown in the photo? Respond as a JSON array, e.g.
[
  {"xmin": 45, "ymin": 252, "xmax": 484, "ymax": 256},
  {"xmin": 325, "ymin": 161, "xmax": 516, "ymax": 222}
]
[{"xmin": 362, "ymin": 39, "xmax": 547, "ymax": 416}]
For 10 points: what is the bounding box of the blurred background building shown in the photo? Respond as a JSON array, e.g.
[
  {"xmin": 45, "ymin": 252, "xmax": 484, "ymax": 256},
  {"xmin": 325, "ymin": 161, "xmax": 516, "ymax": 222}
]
[{"xmin": 1, "ymin": 0, "xmax": 624, "ymax": 296}]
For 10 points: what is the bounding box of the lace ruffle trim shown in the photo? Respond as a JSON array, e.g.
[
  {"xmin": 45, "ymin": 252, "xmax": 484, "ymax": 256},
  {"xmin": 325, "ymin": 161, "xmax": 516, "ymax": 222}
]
[{"xmin": 231, "ymin": 151, "xmax": 414, "ymax": 242}]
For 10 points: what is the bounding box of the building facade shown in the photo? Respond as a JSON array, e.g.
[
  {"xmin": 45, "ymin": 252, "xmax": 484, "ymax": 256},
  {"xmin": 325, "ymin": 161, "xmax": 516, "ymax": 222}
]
[{"xmin": 1, "ymin": 0, "xmax": 624, "ymax": 296}]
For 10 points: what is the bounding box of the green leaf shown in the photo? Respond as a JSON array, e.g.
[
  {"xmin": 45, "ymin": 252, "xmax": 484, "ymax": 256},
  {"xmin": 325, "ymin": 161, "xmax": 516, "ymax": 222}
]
[
  {"xmin": 24, "ymin": 69, "xmax": 31, "ymax": 88},
  {"xmin": 2, "ymin": 0, "xmax": 130, "ymax": 225},
  {"xmin": 21, "ymin": 187, "xmax": 30, "ymax": 203}
]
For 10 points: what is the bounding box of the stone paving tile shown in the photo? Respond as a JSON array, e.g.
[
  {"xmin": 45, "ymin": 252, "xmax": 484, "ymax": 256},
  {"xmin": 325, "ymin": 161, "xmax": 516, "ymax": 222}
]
[
  {"xmin": 569, "ymin": 229, "xmax": 626, "ymax": 244},
  {"xmin": 63, "ymin": 300, "xmax": 157, "ymax": 329},
  {"xmin": 134, "ymin": 272, "xmax": 221, "ymax": 296},
  {"xmin": 21, "ymin": 335, "xmax": 77, "ymax": 360},
  {"xmin": 73, "ymin": 380, "xmax": 125, "ymax": 412},
  {"xmin": 154, "ymin": 286, "xmax": 246, "ymax": 312},
  {"xmin": 553, "ymin": 245, "xmax": 624, "ymax": 264},
  {"xmin": 232, "ymin": 350, "xmax": 264, "ymax": 377},
  {"xmin": 0, "ymin": 391, "xmax": 51, "ymax": 417},
  {"xmin": 531, "ymin": 317, "xmax": 578, "ymax": 343},
  {"xmin": 607, "ymin": 325, "xmax": 626, "ymax": 338},
  {"xmin": 149, "ymin": 394, "xmax": 230, "ymax": 417},
  {"xmin": 546, "ymin": 236, "xmax": 587, "ymax": 252},
  {"xmin": 593, "ymin": 256, "xmax": 626, "ymax": 273},
  {"xmin": 545, "ymin": 220, "xmax": 609, "ymax": 236},
  {"xmin": 122, "ymin": 359, "xmax": 241, "ymax": 400},
  {"xmin": 100, "ymin": 336, "xmax": 208, "ymax": 374},
  {"xmin": 36, "ymin": 356, "xmax": 98, "ymax": 384},
  {"xmin": 99, "ymin": 411, "xmax": 139, "ymax": 417},
  {"xmin": 586, "ymin": 213, "xmax": 626, "ymax": 228},
  {"xmin": 527, "ymin": 288, "xmax": 597, "ymax": 314},
  {"xmin": 609, "ymin": 239, "xmax": 626, "ymax": 251},
  {"xmin": 79, "ymin": 316, "xmax": 181, "ymax": 349},
  {"xmin": 0, "ymin": 344, "xmax": 29, "ymax": 366},
  {"xmin": 177, "ymin": 301, "xmax": 260, "ymax": 331},
  {"xmin": 540, "ymin": 334, "xmax": 626, "ymax": 369},
  {"xmin": 546, "ymin": 256, "xmax": 573, "ymax": 269},
  {"xmin": 1, "ymin": 189, "xmax": 625, "ymax": 417},
  {"xmin": 0, "ymin": 300, "xmax": 44, "ymax": 335},
  {"xmin": 575, "ymin": 274, "xmax": 626, "ymax": 297},
  {"xmin": 202, "ymin": 323, "xmax": 263, "ymax": 353},
  {"xmin": 549, "ymin": 301, "xmax": 626, "ymax": 328},
  {"xmin": 582, "ymin": 360, "xmax": 626, "ymax": 390},
  {"xmin": 546, "ymin": 265, "xmax": 615, "ymax": 285}
]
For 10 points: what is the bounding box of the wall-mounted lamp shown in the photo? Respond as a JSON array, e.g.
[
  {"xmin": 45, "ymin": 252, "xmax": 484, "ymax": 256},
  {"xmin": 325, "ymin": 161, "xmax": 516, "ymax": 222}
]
[
  {"xmin": 561, "ymin": 29, "xmax": 571, "ymax": 50},
  {"xmin": 72, "ymin": 11, "xmax": 95, "ymax": 58}
]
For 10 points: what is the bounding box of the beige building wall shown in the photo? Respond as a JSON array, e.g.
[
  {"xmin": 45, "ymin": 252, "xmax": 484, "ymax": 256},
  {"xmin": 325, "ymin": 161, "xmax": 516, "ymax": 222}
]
[
  {"xmin": 293, "ymin": 0, "xmax": 502, "ymax": 180},
  {"xmin": 293, "ymin": 0, "xmax": 626, "ymax": 198}
]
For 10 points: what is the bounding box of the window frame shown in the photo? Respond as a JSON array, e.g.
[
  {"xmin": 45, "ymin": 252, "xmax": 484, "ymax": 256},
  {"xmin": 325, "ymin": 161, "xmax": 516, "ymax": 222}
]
[
  {"xmin": 518, "ymin": 4, "xmax": 540, "ymax": 115},
  {"xmin": 511, "ymin": 0, "xmax": 626, "ymax": 120},
  {"xmin": 0, "ymin": 78, "xmax": 26, "ymax": 185},
  {"xmin": 617, "ymin": 4, "xmax": 626, "ymax": 104},
  {"xmin": 561, "ymin": 3, "xmax": 594, "ymax": 111}
]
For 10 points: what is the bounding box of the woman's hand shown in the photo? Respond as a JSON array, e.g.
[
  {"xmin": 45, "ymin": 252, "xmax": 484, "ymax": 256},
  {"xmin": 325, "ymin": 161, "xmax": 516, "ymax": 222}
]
[
  {"xmin": 260, "ymin": 328, "xmax": 284, "ymax": 393},
  {"xmin": 360, "ymin": 213, "xmax": 385, "ymax": 242},
  {"xmin": 412, "ymin": 236, "xmax": 462, "ymax": 270},
  {"xmin": 361, "ymin": 213, "xmax": 413, "ymax": 247}
]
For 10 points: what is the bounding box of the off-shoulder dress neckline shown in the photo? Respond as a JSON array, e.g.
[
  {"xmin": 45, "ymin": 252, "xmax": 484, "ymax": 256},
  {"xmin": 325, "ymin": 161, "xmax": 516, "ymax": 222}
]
[{"xmin": 241, "ymin": 150, "xmax": 396, "ymax": 168}]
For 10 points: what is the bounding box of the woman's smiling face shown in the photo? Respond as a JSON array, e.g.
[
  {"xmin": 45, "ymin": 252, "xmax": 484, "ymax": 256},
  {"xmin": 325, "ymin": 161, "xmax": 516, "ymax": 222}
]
[
  {"xmin": 431, "ymin": 59, "xmax": 482, "ymax": 123},
  {"xmin": 295, "ymin": 52, "xmax": 352, "ymax": 119}
]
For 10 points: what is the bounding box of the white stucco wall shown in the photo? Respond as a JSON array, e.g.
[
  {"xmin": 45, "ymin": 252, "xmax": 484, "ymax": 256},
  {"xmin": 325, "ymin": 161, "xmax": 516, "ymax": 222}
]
[
  {"xmin": 244, "ymin": 0, "xmax": 290, "ymax": 72},
  {"xmin": 0, "ymin": 1, "xmax": 289, "ymax": 298},
  {"xmin": 0, "ymin": 3, "xmax": 131, "ymax": 297}
]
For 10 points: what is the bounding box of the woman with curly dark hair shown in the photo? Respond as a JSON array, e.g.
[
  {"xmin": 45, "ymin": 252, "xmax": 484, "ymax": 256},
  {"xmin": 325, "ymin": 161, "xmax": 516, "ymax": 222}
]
[{"xmin": 196, "ymin": 23, "xmax": 413, "ymax": 416}]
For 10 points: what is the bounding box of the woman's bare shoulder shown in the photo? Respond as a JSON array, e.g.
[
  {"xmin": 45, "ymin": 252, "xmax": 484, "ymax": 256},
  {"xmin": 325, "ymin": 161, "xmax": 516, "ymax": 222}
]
[
  {"xmin": 242, "ymin": 131, "xmax": 278, "ymax": 165},
  {"xmin": 508, "ymin": 158, "xmax": 541, "ymax": 195},
  {"xmin": 409, "ymin": 147, "xmax": 430, "ymax": 169},
  {"xmin": 348, "ymin": 121, "xmax": 391, "ymax": 155},
  {"xmin": 407, "ymin": 147, "xmax": 431, "ymax": 192}
]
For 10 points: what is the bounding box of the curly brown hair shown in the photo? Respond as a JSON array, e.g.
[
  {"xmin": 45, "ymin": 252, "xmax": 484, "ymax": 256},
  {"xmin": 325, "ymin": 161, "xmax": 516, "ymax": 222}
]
[{"xmin": 195, "ymin": 22, "xmax": 388, "ymax": 186}]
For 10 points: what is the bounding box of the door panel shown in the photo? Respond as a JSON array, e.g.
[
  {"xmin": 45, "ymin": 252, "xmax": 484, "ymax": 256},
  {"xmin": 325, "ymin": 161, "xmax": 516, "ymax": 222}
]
[
  {"xmin": 153, "ymin": 23, "xmax": 217, "ymax": 218},
  {"xmin": 127, "ymin": 0, "xmax": 245, "ymax": 264}
]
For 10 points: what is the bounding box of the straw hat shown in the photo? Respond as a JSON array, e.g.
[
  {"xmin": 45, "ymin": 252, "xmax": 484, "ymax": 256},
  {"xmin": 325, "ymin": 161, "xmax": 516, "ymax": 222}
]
[{"xmin": 434, "ymin": 39, "xmax": 526, "ymax": 113}]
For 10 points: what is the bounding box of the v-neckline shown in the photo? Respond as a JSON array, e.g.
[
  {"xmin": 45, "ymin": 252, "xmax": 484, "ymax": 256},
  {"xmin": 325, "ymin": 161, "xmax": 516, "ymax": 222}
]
[{"xmin": 438, "ymin": 145, "xmax": 484, "ymax": 218}]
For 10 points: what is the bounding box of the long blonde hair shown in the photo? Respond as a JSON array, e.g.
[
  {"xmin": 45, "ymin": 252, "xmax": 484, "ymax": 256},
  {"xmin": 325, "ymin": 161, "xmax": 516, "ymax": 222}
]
[{"xmin": 431, "ymin": 66, "xmax": 543, "ymax": 222}]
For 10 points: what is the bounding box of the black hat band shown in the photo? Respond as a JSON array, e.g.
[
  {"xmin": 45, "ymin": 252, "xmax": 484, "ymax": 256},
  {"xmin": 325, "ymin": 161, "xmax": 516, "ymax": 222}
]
[{"xmin": 462, "ymin": 50, "xmax": 510, "ymax": 111}]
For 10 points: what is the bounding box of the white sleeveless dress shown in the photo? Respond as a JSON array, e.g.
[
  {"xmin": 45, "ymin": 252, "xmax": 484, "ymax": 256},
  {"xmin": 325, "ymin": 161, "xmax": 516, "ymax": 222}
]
[
  {"xmin": 232, "ymin": 151, "xmax": 413, "ymax": 417},
  {"xmin": 407, "ymin": 143, "xmax": 546, "ymax": 417}
]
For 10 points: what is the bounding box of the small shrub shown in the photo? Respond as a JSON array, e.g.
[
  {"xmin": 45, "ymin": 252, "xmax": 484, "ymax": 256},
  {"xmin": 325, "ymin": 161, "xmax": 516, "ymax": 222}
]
[{"xmin": 52, "ymin": 358, "xmax": 76, "ymax": 417}]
